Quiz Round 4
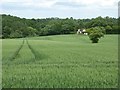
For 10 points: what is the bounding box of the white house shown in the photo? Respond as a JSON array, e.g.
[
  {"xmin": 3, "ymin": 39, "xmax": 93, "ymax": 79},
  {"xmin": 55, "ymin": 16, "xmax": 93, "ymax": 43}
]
[{"xmin": 77, "ymin": 29, "xmax": 88, "ymax": 35}]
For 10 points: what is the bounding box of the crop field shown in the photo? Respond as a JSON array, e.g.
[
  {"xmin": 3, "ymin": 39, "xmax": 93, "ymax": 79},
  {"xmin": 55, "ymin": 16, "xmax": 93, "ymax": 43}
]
[
  {"xmin": 0, "ymin": 39, "xmax": 2, "ymax": 89},
  {"xmin": 2, "ymin": 35, "xmax": 118, "ymax": 88}
]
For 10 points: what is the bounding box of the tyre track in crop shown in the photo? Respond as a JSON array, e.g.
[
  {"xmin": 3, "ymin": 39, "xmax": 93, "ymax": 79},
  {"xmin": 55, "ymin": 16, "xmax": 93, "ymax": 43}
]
[
  {"xmin": 26, "ymin": 40, "xmax": 45, "ymax": 60},
  {"xmin": 9, "ymin": 40, "xmax": 24, "ymax": 61},
  {"xmin": 4, "ymin": 39, "xmax": 45, "ymax": 65},
  {"xmin": 3, "ymin": 40, "xmax": 24, "ymax": 65},
  {"xmin": 12, "ymin": 39, "xmax": 36, "ymax": 65}
]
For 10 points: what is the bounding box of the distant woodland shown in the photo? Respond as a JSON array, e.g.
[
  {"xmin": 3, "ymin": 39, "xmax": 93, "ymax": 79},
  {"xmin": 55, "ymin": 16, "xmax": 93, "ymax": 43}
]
[{"xmin": 2, "ymin": 14, "xmax": 119, "ymax": 38}]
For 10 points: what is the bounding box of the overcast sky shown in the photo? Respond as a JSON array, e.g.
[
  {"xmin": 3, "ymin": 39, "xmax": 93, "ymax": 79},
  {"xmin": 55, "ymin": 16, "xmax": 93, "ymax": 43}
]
[{"xmin": 1, "ymin": 0, "xmax": 119, "ymax": 19}]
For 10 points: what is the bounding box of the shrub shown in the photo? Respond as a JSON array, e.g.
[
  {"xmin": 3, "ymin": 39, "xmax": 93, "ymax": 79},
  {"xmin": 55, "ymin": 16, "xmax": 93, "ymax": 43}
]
[{"xmin": 87, "ymin": 27, "xmax": 105, "ymax": 43}]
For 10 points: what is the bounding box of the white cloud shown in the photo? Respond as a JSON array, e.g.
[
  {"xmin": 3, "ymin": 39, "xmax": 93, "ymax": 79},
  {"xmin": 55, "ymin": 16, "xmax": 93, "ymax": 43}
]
[
  {"xmin": 1, "ymin": 0, "xmax": 58, "ymax": 8},
  {"xmin": 1, "ymin": 0, "xmax": 118, "ymax": 9},
  {"xmin": 69, "ymin": 0, "xmax": 118, "ymax": 7},
  {"xmin": 1, "ymin": 0, "xmax": 118, "ymax": 18}
]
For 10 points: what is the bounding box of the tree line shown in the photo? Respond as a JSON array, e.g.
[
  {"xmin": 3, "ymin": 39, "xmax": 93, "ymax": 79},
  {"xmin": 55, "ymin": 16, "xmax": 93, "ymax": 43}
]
[{"xmin": 2, "ymin": 14, "xmax": 119, "ymax": 38}]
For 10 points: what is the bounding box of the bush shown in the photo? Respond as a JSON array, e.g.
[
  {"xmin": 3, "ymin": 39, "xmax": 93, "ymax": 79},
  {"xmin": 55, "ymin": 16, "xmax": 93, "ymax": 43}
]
[{"xmin": 87, "ymin": 27, "xmax": 105, "ymax": 43}]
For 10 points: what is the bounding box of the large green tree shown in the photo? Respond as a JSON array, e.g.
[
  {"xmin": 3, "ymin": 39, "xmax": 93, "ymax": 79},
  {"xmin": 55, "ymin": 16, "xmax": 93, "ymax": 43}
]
[{"xmin": 2, "ymin": 14, "xmax": 118, "ymax": 38}]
